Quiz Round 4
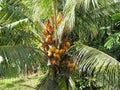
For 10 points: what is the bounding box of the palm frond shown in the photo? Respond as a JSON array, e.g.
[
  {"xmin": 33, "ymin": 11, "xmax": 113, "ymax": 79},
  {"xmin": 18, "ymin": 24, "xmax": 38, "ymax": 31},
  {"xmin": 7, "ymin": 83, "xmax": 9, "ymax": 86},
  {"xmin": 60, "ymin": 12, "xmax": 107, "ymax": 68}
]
[
  {"xmin": 0, "ymin": 18, "xmax": 28, "ymax": 29},
  {"xmin": 23, "ymin": 0, "xmax": 53, "ymax": 21},
  {"xmin": 0, "ymin": 0, "xmax": 51, "ymax": 43},
  {"xmin": 69, "ymin": 77, "xmax": 77, "ymax": 90},
  {"xmin": 0, "ymin": 46, "xmax": 45, "ymax": 76},
  {"xmin": 63, "ymin": 0, "xmax": 77, "ymax": 30},
  {"xmin": 68, "ymin": 42, "xmax": 120, "ymax": 89},
  {"xmin": 0, "ymin": 21, "xmax": 40, "ymax": 46},
  {"xmin": 63, "ymin": 0, "xmax": 120, "ymax": 30},
  {"xmin": 0, "ymin": 0, "xmax": 27, "ymax": 26},
  {"xmin": 74, "ymin": 19, "xmax": 98, "ymax": 43},
  {"xmin": 104, "ymin": 32, "xmax": 120, "ymax": 49},
  {"xmin": 90, "ymin": 1, "xmax": 120, "ymax": 14},
  {"xmin": 55, "ymin": 0, "xmax": 120, "ymax": 45}
]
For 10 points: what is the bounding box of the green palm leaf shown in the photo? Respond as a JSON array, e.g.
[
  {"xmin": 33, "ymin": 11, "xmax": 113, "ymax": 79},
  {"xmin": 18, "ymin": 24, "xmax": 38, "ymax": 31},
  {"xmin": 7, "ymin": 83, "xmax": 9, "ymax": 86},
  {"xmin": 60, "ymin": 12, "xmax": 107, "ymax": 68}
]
[
  {"xmin": 0, "ymin": 18, "xmax": 28, "ymax": 29},
  {"xmin": 56, "ymin": 0, "xmax": 120, "ymax": 45},
  {"xmin": 68, "ymin": 42, "xmax": 120, "ymax": 89},
  {"xmin": 0, "ymin": 46, "xmax": 44, "ymax": 76},
  {"xmin": 0, "ymin": 1, "xmax": 26, "ymax": 26}
]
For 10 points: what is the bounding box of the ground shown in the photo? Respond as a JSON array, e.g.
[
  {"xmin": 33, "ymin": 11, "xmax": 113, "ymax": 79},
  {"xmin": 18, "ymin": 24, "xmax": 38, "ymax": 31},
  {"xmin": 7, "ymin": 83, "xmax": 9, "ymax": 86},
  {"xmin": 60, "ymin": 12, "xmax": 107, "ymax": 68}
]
[{"xmin": 0, "ymin": 75, "xmax": 40, "ymax": 90}]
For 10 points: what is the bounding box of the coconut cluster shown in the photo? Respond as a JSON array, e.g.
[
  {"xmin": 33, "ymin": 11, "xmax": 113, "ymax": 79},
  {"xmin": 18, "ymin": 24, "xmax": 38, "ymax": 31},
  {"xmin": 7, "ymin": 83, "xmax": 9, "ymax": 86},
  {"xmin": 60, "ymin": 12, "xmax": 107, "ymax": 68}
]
[
  {"xmin": 41, "ymin": 13, "xmax": 77, "ymax": 72},
  {"xmin": 62, "ymin": 60, "xmax": 78, "ymax": 72}
]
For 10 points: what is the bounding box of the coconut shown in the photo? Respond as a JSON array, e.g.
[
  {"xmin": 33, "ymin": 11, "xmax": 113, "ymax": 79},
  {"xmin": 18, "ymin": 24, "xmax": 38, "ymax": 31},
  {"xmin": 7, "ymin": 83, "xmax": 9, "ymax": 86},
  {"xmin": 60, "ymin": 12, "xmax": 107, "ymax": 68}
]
[
  {"xmin": 65, "ymin": 41, "xmax": 70, "ymax": 47},
  {"xmin": 45, "ymin": 35, "xmax": 53, "ymax": 44}
]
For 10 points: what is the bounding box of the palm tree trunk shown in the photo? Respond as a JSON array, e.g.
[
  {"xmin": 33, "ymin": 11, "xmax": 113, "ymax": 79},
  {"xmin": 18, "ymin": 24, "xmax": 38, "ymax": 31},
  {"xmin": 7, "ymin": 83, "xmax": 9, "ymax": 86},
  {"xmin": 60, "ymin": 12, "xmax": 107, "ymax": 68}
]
[{"xmin": 36, "ymin": 65, "xmax": 70, "ymax": 90}]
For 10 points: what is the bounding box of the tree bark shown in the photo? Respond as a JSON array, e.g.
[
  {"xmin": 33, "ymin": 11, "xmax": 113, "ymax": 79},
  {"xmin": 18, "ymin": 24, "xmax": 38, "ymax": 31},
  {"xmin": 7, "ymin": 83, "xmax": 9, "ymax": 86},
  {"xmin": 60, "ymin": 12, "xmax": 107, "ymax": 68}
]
[{"xmin": 36, "ymin": 65, "xmax": 69, "ymax": 90}]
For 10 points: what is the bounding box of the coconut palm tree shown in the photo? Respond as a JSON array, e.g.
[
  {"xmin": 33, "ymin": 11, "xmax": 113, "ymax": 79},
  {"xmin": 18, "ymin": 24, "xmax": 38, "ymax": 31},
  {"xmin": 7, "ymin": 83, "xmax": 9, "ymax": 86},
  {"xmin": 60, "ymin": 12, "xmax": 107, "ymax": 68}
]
[
  {"xmin": 0, "ymin": 0, "xmax": 120, "ymax": 90},
  {"xmin": 36, "ymin": 0, "xmax": 120, "ymax": 89}
]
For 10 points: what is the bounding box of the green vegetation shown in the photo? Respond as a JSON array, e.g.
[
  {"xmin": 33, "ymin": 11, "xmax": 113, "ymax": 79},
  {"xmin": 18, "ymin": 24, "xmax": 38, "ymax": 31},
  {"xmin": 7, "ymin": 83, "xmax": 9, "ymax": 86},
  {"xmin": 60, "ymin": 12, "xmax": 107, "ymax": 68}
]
[
  {"xmin": 0, "ymin": 74, "xmax": 48, "ymax": 90},
  {"xmin": 0, "ymin": 76, "xmax": 39, "ymax": 90},
  {"xmin": 0, "ymin": 0, "xmax": 120, "ymax": 90}
]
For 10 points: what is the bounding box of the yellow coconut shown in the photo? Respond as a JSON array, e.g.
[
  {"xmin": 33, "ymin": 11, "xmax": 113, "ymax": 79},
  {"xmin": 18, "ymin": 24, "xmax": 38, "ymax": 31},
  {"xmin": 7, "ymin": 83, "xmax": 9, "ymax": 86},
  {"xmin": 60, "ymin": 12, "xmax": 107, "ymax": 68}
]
[
  {"xmin": 48, "ymin": 51, "xmax": 52, "ymax": 56},
  {"xmin": 49, "ymin": 47, "xmax": 56, "ymax": 53},
  {"xmin": 53, "ymin": 53, "xmax": 57, "ymax": 58}
]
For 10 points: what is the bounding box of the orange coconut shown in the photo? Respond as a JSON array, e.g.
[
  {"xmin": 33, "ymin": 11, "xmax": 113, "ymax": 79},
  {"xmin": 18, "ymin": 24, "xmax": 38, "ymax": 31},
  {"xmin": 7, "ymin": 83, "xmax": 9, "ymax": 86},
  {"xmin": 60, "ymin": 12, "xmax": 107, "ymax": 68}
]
[
  {"xmin": 65, "ymin": 41, "xmax": 70, "ymax": 47},
  {"xmin": 59, "ymin": 49, "xmax": 65, "ymax": 54},
  {"xmin": 47, "ymin": 26, "xmax": 53, "ymax": 35},
  {"xmin": 48, "ymin": 47, "xmax": 56, "ymax": 53},
  {"xmin": 66, "ymin": 60, "xmax": 72, "ymax": 68},
  {"xmin": 63, "ymin": 46, "xmax": 68, "ymax": 51},
  {"xmin": 62, "ymin": 38, "xmax": 68, "ymax": 43},
  {"xmin": 45, "ymin": 35, "xmax": 53, "ymax": 44},
  {"xmin": 55, "ymin": 49, "xmax": 60, "ymax": 54},
  {"xmin": 56, "ymin": 54, "xmax": 60, "ymax": 60}
]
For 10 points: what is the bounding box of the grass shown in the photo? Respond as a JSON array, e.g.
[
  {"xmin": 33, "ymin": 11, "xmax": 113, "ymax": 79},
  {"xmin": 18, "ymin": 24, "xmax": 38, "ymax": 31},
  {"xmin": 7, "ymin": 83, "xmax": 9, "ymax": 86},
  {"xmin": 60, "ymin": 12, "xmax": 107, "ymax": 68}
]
[{"xmin": 0, "ymin": 75, "xmax": 40, "ymax": 90}]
